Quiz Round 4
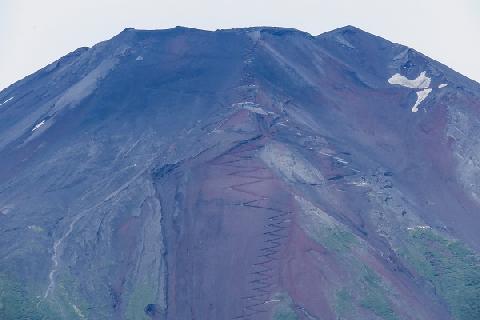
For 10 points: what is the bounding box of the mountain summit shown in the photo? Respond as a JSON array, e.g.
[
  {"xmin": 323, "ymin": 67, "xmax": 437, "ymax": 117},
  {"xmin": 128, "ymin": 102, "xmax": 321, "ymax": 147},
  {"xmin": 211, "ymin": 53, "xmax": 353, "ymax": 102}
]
[{"xmin": 1, "ymin": 26, "xmax": 479, "ymax": 320}]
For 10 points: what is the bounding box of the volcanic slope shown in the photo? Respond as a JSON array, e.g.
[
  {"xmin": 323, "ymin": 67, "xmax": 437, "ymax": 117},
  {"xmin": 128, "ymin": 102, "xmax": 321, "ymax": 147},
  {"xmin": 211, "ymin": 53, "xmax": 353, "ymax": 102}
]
[{"xmin": 1, "ymin": 26, "xmax": 480, "ymax": 320}]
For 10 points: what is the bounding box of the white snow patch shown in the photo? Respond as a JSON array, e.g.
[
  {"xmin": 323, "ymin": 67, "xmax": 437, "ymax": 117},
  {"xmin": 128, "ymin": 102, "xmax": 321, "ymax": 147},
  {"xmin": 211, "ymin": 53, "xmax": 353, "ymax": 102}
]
[
  {"xmin": 318, "ymin": 151, "xmax": 334, "ymax": 157},
  {"xmin": 388, "ymin": 71, "xmax": 431, "ymax": 89},
  {"xmin": 347, "ymin": 181, "xmax": 368, "ymax": 187},
  {"xmin": 407, "ymin": 225, "xmax": 431, "ymax": 231},
  {"xmin": 264, "ymin": 299, "xmax": 281, "ymax": 304},
  {"xmin": 439, "ymin": 83, "xmax": 448, "ymax": 89},
  {"xmin": 412, "ymin": 88, "xmax": 432, "ymax": 113},
  {"xmin": 136, "ymin": 55, "xmax": 144, "ymax": 61},
  {"xmin": 318, "ymin": 151, "xmax": 349, "ymax": 165},
  {"xmin": 334, "ymin": 156, "xmax": 349, "ymax": 165},
  {"xmin": 0, "ymin": 96, "xmax": 14, "ymax": 105},
  {"xmin": 32, "ymin": 120, "xmax": 45, "ymax": 131}
]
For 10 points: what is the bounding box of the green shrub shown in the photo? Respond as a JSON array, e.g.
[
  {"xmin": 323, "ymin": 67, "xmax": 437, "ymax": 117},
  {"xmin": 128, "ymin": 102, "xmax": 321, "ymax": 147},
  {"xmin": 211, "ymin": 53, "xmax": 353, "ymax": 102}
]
[
  {"xmin": 0, "ymin": 274, "xmax": 60, "ymax": 320},
  {"xmin": 402, "ymin": 229, "xmax": 480, "ymax": 320}
]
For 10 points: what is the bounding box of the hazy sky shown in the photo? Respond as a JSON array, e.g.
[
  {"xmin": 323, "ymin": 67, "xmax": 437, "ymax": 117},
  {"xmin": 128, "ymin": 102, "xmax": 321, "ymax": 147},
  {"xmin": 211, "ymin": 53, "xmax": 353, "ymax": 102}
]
[{"xmin": 1, "ymin": 0, "xmax": 479, "ymax": 90}]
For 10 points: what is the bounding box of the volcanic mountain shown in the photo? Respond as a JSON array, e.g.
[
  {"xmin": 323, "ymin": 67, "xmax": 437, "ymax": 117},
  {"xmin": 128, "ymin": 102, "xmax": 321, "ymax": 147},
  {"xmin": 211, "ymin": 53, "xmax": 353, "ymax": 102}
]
[{"xmin": 1, "ymin": 26, "xmax": 480, "ymax": 320}]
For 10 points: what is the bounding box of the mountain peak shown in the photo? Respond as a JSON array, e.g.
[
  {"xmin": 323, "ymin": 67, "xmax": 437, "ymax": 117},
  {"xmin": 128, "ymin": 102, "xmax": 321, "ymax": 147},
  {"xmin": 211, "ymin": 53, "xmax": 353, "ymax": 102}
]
[
  {"xmin": 317, "ymin": 24, "xmax": 381, "ymax": 41},
  {"xmin": 325, "ymin": 24, "xmax": 363, "ymax": 34},
  {"xmin": 1, "ymin": 24, "xmax": 480, "ymax": 320}
]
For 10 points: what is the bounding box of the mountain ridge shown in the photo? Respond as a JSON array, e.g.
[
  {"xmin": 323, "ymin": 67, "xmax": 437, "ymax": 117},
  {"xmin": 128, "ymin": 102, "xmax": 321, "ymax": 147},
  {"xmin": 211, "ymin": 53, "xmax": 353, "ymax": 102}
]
[
  {"xmin": 2, "ymin": 25, "xmax": 478, "ymax": 97},
  {"xmin": 0, "ymin": 25, "xmax": 480, "ymax": 320}
]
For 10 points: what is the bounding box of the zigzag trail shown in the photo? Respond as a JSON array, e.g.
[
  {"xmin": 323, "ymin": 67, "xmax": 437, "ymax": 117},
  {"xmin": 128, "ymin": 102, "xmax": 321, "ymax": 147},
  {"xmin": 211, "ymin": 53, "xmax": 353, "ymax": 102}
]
[{"xmin": 210, "ymin": 136, "xmax": 292, "ymax": 320}]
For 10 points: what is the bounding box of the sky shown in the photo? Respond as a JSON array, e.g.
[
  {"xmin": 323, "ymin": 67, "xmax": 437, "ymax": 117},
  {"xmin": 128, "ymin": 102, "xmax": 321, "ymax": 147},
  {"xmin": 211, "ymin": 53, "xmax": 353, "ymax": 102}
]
[{"xmin": 1, "ymin": 0, "xmax": 479, "ymax": 90}]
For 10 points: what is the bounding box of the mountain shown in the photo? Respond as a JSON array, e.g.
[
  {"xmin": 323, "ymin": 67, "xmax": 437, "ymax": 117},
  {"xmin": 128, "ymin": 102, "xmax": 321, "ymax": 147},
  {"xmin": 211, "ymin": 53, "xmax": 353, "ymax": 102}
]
[{"xmin": 0, "ymin": 25, "xmax": 480, "ymax": 320}]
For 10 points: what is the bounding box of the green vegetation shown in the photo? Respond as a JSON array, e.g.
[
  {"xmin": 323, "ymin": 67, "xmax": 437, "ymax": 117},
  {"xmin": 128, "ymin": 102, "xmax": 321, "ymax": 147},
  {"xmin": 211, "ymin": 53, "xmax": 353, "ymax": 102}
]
[
  {"xmin": 125, "ymin": 282, "xmax": 157, "ymax": 320},
  {"xmin": 335, "ymin": 288, "xmax": 352, "ymax": 319},
  {"xmin": 297, "ymin": 197, "xmax": 358, "ymax": 253},
  {"xmin": 273, "ymin": 305, "xmax": 298, "ymax": 320},
  {"xmin": 28, "ymin": 225, "xmax": 45, "ymax": 233},
  {"xmin": 52, "ymin": 272, "xmax": 90, "ymax": 319},
  {"xmin": 359, "ymin": 268, "xmax": 398, "ymax": 320},
  {"xmin": 334, "ymin": 267, "xmax": 399, "ymax": 320},
  {"xmin": 321, "ymin": 226, "xmax": 357, "ymax": 253},
  {"xmin": 271, "ymin": 293, "xmax": 298, "ymax": 320},
  {"xmin": 0, "ymin": 274, "xmax": 60, "ymax": 320},
  {"xmin": 402, "ymin": 228, "xmax": 480, "ymax": 320},
  {"xmin": 298, "ymin": 198, "xmax": 399, "ymax": 319}
]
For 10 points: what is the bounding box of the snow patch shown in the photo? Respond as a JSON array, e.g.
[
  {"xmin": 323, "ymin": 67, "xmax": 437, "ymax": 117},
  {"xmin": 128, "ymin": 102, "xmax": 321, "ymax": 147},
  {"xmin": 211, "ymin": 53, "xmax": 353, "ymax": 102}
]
[
  {"xmin": 232, "ymin": 101, "xmax": 256, "ymax": 108},
  {"xmin": 347, "ymin": 181, "xmax": 368, "ymax": 187},
  {"xmin": 388, "ymin": 72, "xmax": 436, "ymax": 112},
  {"xmin": 318, "ymin": 151, "xmax": 350, "ymax": 165},
  {"xmin": 264, "ymin": 299, "xmax": 281, "ymax": 304},
  {"xmin": 412, "ymin": 88, "xmax": 432, "ymax": 113},
  {"xmin": 388, "ymin": 71, "xmax": 431, "ymax": 89},
  {"xmin": 334, "ymin": 156, "xmax": 349, "ymax": 165},
  {"xmin": 407, "ymin": 225, "xmax": 431, "ymax": 231},
  {"xmin": 0, "ymin": 96, "xmax": 14, "ymax": 106},
  {"xmin": 32, "ymin": 120, "xmax": 45, "ymax": 131},
  {"xmin": 438, "ymin": 83, "xmax": 448, "ymax": 89}
]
